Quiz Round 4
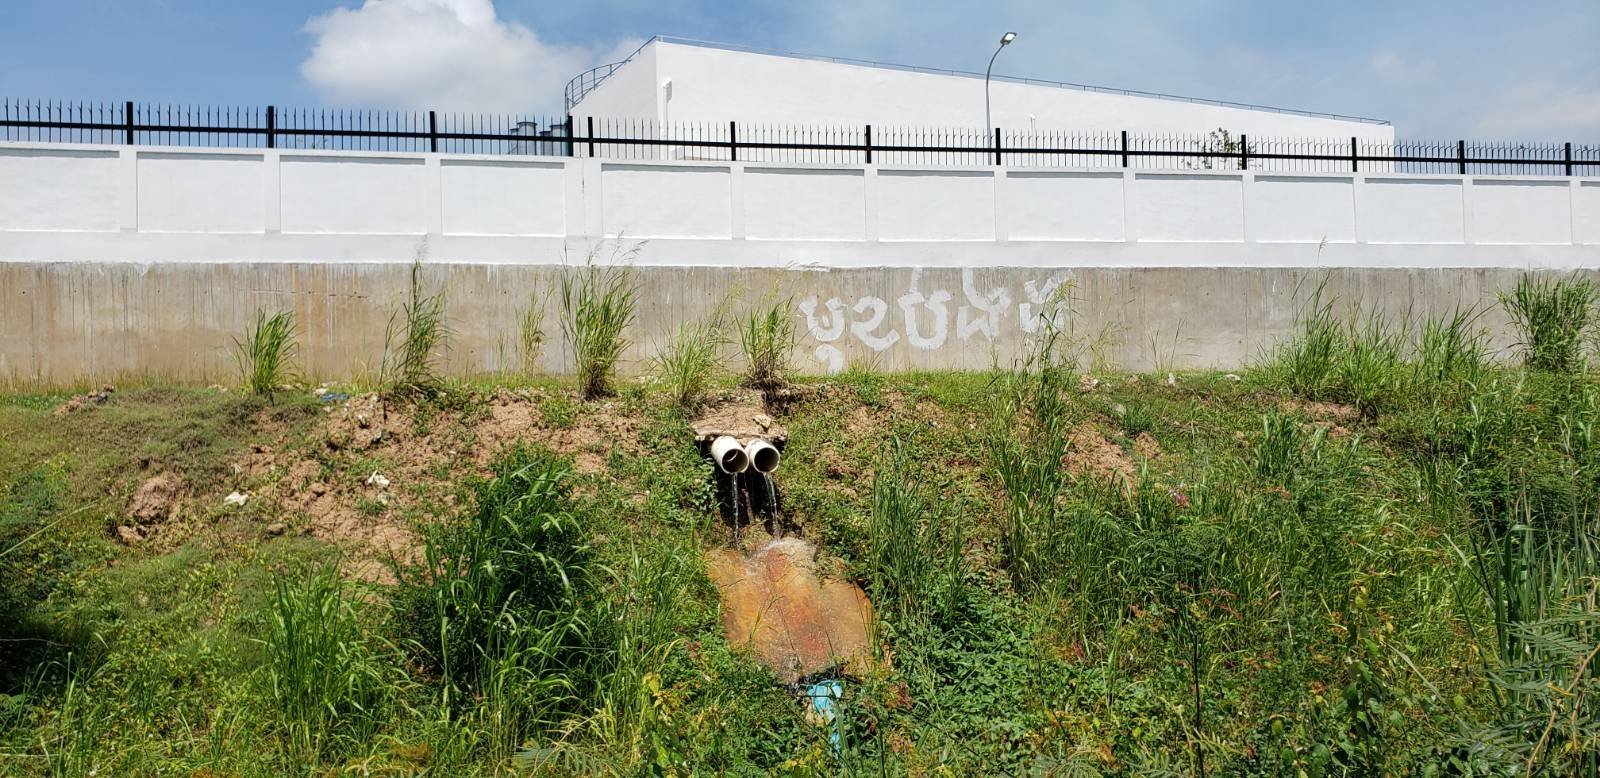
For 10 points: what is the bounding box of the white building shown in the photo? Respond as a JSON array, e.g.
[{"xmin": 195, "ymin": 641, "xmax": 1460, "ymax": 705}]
[{"xmin": 567, "ymin": 37, "xmax": 1395, "ymax": 144}]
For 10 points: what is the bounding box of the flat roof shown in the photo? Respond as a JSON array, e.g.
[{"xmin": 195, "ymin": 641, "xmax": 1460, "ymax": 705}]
[{"xmin": 600, "ymin": 35, "xmax": 1389, "ymax": 126}]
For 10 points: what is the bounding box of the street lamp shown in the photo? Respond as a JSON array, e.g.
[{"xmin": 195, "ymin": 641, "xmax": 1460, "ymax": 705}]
[{"xmin": 985, "ymin": 32, "xmax": 1017, "ymax": 141}]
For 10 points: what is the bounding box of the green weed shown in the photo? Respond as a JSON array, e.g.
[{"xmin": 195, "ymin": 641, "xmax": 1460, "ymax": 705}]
[
  {"xmin": 1501, "ymin": 273, "xmax": 1595, "ymax": 373},
  {"xmin": 233, "ymin": 309, "xmax": 298, "ymax": 396},
  {"xmin": 739, "ymin": 298, "xmax": 797, "ymax": 392},
  {"xmin": 381, "ymin": 253, "xmax": 450, "ymax": 396},
  {"xmin": 561, "ymin": 254, "xmax": 639, "ymax": 400},
  {"xmin": 653, "ymin": 310, "xmax": 728, "ymax": 412}
]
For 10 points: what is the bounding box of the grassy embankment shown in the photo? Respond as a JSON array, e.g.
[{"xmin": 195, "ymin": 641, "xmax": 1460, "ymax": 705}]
[{"xmin": 3, "ymin": 271, "xmax": 1600, "ymax": 775}]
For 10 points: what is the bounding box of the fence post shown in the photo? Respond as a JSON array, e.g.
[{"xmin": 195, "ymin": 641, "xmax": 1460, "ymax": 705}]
[
  {"xmin": 1350, "ymin": 136, "xmax": 1358, "ymax": 172},
  {"xmin": 124, "ymin": 100, "xmax": 134, "ymax": 145},
  {"xmin": 1565, "ymin": 142, "xmax": 1574, "ymax": 177},
  {"xmin": 1457, "ymin": 140, "xmax": 1467, "ymax": 175},
  {"xmin": 864, "ymin": 124, "xmax": 872, "ymax": 164},
  {"xmin": 1121, "ymin": 130, "xmax": 1129, "ymax": 168},
  {"xmin": 729, "ymin": 120, "xmax": 737, "ymax": 162},
  {"xmin": 587, "ymin": 116, "xmax": 596, "ymax": 158},
  {"xmin": 565, "ymin": 114, "xmax": 574, "ymax": 158},
  {"xmin": 428, "ymin": 110, "xmax": 438, "ymax": 153},
  {"xmin": 265, "ymin": 105, "xmax": 276, "ymax": 149},
  {"xmin": 1239, "ymin": 134, "xmax": 1249, "ymax": 170},
  {"xmin": 993, "ymin": 127, "xmax": 1002, "ymax": 166}
]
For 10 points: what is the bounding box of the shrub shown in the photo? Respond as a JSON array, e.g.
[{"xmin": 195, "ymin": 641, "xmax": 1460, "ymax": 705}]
[
  {"xmin": 561, "ymin": 260, "xmax": 638, "ymax": 400},
  {"xmin": 381, "ymin": 255, "xmax": 450, "ymax": 395},
  {"xmin": 263, "ymin": 564, "xmax": 387, "ymax": 766},
  {"xmin": 1501, "ymin": 273, "xmax": 1595, "ymax": 373},
  {"xmin": 233, "ymin": 309, "xmax": 298, "ymax": 396},
  {"xmin": 738, "ymin": 299, "xmax": 796, "ymax": 391}
]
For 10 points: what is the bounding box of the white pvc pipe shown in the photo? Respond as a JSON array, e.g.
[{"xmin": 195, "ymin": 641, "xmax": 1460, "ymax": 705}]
[
  {"xmin": 745, "ymin": 438, "xmax": 781, "ymax": 474},
  {"xmin": 710, "ymin": 435, "xmax": 749, "ymax": 473}
]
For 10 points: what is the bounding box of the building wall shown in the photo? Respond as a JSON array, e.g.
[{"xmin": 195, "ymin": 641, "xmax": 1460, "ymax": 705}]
[
  {"xmin": 570, "ymin": 45, "xmax": 661, "ymax": 122},
  {"xmin": 3, "ymin": 141, "xmax": 1598, "ymax": 385},
  {"xmin": 573, "ymin": 41, "xmax": 1395, "ymax": 143}
]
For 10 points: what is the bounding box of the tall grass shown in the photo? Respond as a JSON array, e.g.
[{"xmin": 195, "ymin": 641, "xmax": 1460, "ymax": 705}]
[
  {"xmin": 519, "ymin": 286, "xmax": 549, "ymax": 377},
  {"xmin": 561, "ymin": 257, "xmax": 639, "ymax": 400},
  {"xmin": 262, "ymin": 564, "xmax": 387, "ymax": 767},
  {"xmin": 989, "ymin": 312, "xmax": 1078, "ymax": 593},
  {"xmin": 866, "ymin": 438, "xmax": 967, "ymax": 627},
  {"xmin": 232, "ymin": 309, "xmax": 297, "ymax": 395},
  {"xmin": 381, "ymin": 255, "xmax": 450, "ymax": 395},
  {"xmin": 1501, "ymin": 273, "xmax": 1595, "ymax": 373},
  {"xmin": 739, "ymin": 298, "xmax": 796, "ymax": 392},
  {"xmin": 394, "ymin": 444, "xmax": 592, "ymax": 757},
  {"xmin": 653, "ymin": 309, "xmax": 728, "ymax": 412}
]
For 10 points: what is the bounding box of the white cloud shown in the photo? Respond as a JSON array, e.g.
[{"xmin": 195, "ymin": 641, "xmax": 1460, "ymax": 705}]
[
  {"xmin": 1367, "ymin": 50, "xmax": 1436, "ymax": 85},
  {"xmin": 1473, "ymin": 82, "xmax": 1600, "ymax": 138},
  {"xmin": 300, "ymin": 0, "xmax": 640, "ymax": 113}
]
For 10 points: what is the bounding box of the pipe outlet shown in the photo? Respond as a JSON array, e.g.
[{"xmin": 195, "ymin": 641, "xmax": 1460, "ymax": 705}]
[
  {"xmin": 745, "ymin": 438, "xmax": 781, "ymax": 474},
  {"xmin": 710, "ymin": 435, "xmax": 749, "ymax": 473}
]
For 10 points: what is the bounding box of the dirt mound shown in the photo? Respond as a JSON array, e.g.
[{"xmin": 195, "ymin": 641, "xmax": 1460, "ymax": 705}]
[
  {"xmin": 691, "ymin": 404, "xmax": 787, "ymax": 444},
  {"xmin": 128, "ymin": 473, "xmax": 181, "ymax": 523},
  {"xmin": 474, "ymin": 388, "xmax": 646, "ymax": 473},
  {"xmin": 1284, "ymin": 399, "xmax": 1359, "ymax": 423},
  {"xmin": 1066, "ymin": 426, "xmax": 1134, "ymax": 480}
]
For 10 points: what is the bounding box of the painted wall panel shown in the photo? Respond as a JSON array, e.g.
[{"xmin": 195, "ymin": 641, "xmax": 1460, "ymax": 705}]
[
  {"xmin": 1360, "ymin": 178, "xmax": 1464, "ymax": 244},
  {"xmin": 1470, "ymin": 179, "xmax": 1572, "ymax": 245},
  {"xmin": 877, "ymin": 170, "xmax": 994, "ymax": 241},
  {"xmin": 1577, "ymin": 182, "xmax": 1600, "ymax": 245},
  {"xmin": 1004, "ymin": 171, "xmax": 1124, "ymax": 241},
  {"xmin": 137, "ymin": 152, "xmax": 264, "ymax": 233},
  {"xmin": 0, "ymin": 148, "xmax": 118, "ymax": 232},
  {"xmin": 743, "ymin": 167, "xmax": 865, "ymax": 241},
  {"xmin": 1252, "ymin": 175, "xmax": 1355, "ymax": 243},
  {"xmin": 440, "ymin": 159, "xmax": 566, "ymax": 236},
  {"xmin": 1130, "ymin": 173, "xmax": 1243, "ymax": 242},
  {"xmin": 601, "ymin": 163, "xmax": 731, "ymax": 238},
  {"xmin": 280, "ymin": 155, "xmax": 426, "ymax": 235}
]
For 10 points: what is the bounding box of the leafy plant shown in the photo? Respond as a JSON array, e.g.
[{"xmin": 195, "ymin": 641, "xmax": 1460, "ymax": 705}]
[
  {"xmin": 233, "ymin": 309, "xmax": 298, "ymax": 396},
  {"xmin": 739, "ymin": 298, "xmax": 797, "ymax": 392},
  {"xmin": 561, "ymin": 254, "xmax": 639, "ymax": 400},
  {"xmin": 1501, "ymin": 273, "xmax": 1595, "ymax": 373},
  {"xmin": 381, "ymin": 253, "xmax": 450, "ymax": 395}
]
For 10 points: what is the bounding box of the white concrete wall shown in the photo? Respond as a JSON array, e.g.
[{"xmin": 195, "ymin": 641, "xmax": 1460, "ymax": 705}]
[
  {"xmin": 573, "ymin": 40, "xmax": 1395, "ymax": 144},
  {"xmin": 2, "ymin": 142, "xmax": 1597, "ymax": 270}
]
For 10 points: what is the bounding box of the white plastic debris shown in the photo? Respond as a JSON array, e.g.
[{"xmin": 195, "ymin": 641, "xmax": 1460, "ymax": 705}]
[
  {"xmin": 365, "ymin": 472, "xmax": 391, "ymax": 489},
  {"xmin": 1165, "ymin": 372, "xmax": 1177, "ymax": 387},
  {"xmin": 1223, "ymin": 373, "xmax": 1242, "ymax": 383},
  {"xmin": 223, "ymin": 491, "xmax": 249, "ymax": 508}
]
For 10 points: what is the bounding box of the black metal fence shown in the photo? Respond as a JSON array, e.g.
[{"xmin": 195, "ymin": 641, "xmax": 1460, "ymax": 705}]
[{"xmin": 4, "ymin": 99, "xmax": 1598, "ymax": 177}]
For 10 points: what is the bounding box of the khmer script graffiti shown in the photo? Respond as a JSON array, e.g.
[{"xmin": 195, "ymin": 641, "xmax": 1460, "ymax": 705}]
[{"xmin": 797, "ymin": 269, "xmax": 1071, "ymax": 373}]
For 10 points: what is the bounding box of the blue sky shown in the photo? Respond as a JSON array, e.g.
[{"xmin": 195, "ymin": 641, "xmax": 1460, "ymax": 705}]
[{"xmin": 3, "ymin": 0, "xmax": 1597, "ymax": 140}]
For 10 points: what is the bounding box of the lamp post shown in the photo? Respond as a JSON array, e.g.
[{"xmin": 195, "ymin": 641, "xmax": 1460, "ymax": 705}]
[{"xmin": 985, "ymin": 31, "xmax": 1017, "ymax": 141}]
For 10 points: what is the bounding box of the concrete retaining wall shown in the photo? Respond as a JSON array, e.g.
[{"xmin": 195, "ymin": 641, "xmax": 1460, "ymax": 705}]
[{"xmin": 0, "ymin": 262, "xmax": 1539, "ymax": 386}]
